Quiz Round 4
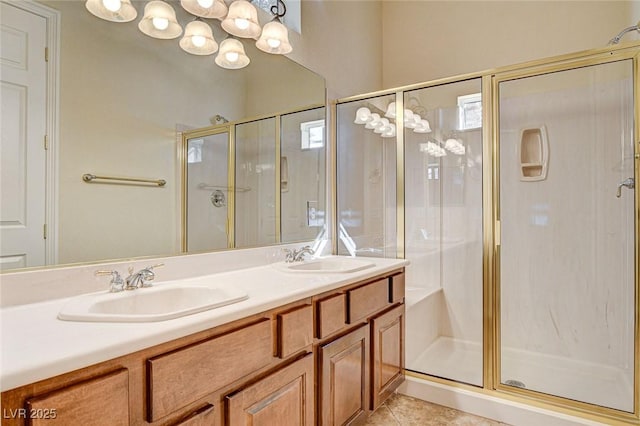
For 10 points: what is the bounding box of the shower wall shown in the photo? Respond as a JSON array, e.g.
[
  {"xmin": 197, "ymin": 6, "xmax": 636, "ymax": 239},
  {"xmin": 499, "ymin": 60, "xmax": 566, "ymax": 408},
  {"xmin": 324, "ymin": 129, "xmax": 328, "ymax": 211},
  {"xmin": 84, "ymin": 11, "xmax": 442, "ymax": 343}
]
[{"xmin": 499, "ymin": 61, "xmax": 635, "ymax": 411}]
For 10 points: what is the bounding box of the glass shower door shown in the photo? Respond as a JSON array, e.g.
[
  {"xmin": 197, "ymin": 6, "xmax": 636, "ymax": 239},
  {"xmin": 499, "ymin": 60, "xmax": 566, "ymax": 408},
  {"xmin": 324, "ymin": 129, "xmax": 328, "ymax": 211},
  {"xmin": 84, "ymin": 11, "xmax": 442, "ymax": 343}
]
[
  {"xmin": 185, "ymin": 130, "xmax": 230, "ymax": 252},
  {"xmin": 498, "ymin": 60, "xmax": 635, "ymax": 412}
]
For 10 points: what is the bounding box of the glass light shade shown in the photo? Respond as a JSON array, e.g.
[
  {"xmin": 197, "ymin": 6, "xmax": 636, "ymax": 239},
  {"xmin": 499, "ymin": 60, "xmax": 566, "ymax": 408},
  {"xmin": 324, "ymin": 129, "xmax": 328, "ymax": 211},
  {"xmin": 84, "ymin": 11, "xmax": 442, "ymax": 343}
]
[
  {"xmin": 413, "ymin": 119, "xmax": 432, "ymax": 133},
  {"xmin": 180, "ymin": 0, "xmax": 228, "ymax": 19},
  {"xmin": 215, "ymin": 38, "xmax": 250, "ymax": 69},
  {"xmin": 180, "ymin": 21, "xmax": 218, "ymax": 55},
  {"xmin": 354, "ymin": 107, "xmax": 371, "ymax": 124},
  {"xmin": 221, "ymin": 0, "xmax": 261, "ymax": 39},
  {"xmin": 85, "ymin": 0, "xmax": 137, "ymax": 22},
  {"xmin": 382, "ymin": 125, "xmax": 396, "ymax": 138},
  {"xmin": 403, "ymin": 109, "xmax": 415, "ymax": 127},
  {"xmin": 384, "ymin": 102, "xmax": 396, "ymax": 118},
  {"xmin": 256, "ymin": 19, "xmax": 292, "ymax": 54},
  {"xmin": 139, "ymin": 1, "xmax": 182, "ymax": 39},
  {"xmin": 374, "ymin": 118, "xmax": 390, "ymax": 134},
  {"xmin": 365, "ymin": 113, "xmax": 381, "ymax": 129}
]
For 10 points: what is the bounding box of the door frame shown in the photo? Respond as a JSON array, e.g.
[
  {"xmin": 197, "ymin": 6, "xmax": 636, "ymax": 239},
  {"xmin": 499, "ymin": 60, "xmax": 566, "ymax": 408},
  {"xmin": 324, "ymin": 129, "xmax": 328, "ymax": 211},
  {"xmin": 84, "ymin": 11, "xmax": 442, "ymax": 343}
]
[
  {"xmin": 489, "ymin": 49, "xmax": 640, "ymax": 420},
  {"xmin": 5, "ymin": 0, "xmax": 60, "ymax": 265}
]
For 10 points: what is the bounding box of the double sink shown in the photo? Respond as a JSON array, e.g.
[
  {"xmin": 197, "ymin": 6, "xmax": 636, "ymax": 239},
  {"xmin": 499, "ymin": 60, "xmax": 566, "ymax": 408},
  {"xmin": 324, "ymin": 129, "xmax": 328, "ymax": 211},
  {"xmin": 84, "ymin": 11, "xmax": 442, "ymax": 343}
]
[{"xmin": 58, "ymin": 257, "xmax": 374, "ymax": 323}]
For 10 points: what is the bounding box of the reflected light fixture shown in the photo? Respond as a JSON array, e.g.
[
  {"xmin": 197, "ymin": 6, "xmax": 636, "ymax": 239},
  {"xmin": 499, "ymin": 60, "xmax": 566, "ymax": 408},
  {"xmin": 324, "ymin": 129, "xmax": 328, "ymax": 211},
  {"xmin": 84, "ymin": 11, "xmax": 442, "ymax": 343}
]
[
  {"xmin": 384, "ymin": 102, "xmax": 396, "ymax": 119},
  {"xmin": 180, "ymin": 19, "xmax": 218, "ymax": 55},
  {"xmin": 180, "ymin": 0, "xmax": 228, "ymax": 19},
  {"xmin": 138, "ymin": 0, "xmax": 183, "ymax": 39},
  {"xmin": 85, "ymin": 0, "xmax": 137, "ymax": 22},
  {"xmin": 221, "ymin": 0, "xmax": 261, "ymax": 39},
  {"xmin": 354, "ymin": 107, "xmax": 372, "ymax": 124},
  {"xmin": 365, "ymin": 113, "xmax": 381, "ymax": 129},
  {"xmin": 256, "ymin": 0, "xmax": 292, "ymax": 55},
  {"xmin": 215, "ymin": 37, "xmax": 250, "ymax": 69}
]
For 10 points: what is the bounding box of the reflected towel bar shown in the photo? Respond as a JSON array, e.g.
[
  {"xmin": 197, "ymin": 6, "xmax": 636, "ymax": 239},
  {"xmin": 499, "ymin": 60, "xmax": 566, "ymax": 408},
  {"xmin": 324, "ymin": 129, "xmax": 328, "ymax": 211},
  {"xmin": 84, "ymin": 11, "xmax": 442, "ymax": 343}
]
[
  {"xmin": 82, "ymin": 174, "xmax": 166, "ymax": 187},
  {"xmin": 197, "ymin": 183, "xmax": 251, "ymax": 192}
]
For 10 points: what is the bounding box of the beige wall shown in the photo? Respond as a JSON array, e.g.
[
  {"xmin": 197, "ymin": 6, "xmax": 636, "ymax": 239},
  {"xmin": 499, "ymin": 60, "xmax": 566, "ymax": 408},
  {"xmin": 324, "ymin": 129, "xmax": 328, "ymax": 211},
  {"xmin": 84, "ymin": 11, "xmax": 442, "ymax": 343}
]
[
  {"xmin": 288, "ymin": 0, "xmax": 384, "ymax": 98},
  {"xmin": 381, "ymin": 1, "xmax": 639, "ymax": 88}
]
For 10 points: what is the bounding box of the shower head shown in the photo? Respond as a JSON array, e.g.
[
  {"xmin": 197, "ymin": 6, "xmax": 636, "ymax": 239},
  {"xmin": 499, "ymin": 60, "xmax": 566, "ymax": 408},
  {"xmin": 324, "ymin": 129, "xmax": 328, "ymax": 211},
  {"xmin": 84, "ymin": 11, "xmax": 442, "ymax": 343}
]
[{"xmin": 608, "ymin": 21, "xmax": 640, "ymax": 45}]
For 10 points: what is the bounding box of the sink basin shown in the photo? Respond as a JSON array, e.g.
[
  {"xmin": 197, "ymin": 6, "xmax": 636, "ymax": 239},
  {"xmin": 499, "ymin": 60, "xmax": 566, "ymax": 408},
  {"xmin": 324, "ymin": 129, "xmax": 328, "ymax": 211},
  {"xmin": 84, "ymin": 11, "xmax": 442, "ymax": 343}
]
[
  {"xmin": 58, "ymin": 285, "xmax": 248, "ymax": 322},
  {"xmin": 274, "ymin": 257, "xmax": 375, "ymax": 274}
]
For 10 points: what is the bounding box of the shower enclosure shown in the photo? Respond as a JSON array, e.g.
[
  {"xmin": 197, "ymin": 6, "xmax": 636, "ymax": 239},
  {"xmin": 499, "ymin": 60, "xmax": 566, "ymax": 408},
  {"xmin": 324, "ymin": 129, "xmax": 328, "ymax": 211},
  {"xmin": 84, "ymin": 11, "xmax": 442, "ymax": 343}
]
[
  {"xmin": 335, "ymin": 43, "xmax": 639, "ymax": 422},
  {"xmin": 181, "ymin": 106, "xmax": 326, "ymax": 251}
]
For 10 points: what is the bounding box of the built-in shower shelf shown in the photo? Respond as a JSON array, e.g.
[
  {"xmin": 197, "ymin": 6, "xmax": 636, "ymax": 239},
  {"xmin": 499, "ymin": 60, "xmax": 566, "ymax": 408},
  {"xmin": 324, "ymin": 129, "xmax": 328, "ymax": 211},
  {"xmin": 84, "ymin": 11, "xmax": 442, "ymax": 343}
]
[{"xmin": 519, "ymin": 126, "xmax": 549, "ymax": 181}]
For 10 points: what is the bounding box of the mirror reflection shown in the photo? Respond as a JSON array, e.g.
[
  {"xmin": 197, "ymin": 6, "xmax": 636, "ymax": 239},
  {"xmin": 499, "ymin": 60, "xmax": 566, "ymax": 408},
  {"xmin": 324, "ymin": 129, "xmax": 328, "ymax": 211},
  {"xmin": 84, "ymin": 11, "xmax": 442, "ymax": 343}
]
[{"xmin": 0, "ymin": 0, "xmax": 325, "ymax": 271}]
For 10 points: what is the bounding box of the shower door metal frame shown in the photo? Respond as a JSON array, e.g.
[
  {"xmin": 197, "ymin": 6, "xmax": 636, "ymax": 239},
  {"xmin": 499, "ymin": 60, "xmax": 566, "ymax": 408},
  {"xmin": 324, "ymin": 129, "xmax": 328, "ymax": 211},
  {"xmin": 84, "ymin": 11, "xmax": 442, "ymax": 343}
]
[
  {"xmin": 490, "ymin": 46, "xmax": 640, "ymax": 423},
  {"xmin": 332, "ymin": 41, "xmax": 640, "ymax": 425}
]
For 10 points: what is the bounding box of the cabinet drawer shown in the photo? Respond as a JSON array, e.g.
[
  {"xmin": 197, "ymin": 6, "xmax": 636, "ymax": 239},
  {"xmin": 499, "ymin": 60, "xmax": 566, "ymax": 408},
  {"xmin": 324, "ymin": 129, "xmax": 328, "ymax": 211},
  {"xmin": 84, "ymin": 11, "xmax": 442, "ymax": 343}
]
[
  {"xmin": 390, "ymin": 273, "xmax": 405, "ymax": 304},
  {"xmin": 148, "ymin": 319, "xmax": 273, "ymax": 421},
  {"xmin": 316, "ymin": 293, "xmax": 346, "ymax": 339},
  {"xmin": 347, "ymin": 279, "xmax": 390, "ymax": 324},
  {"xmin": 277, "ymin": 304, "xmax": 313, "ymax": 358},
  {"xmin": 26, "ymin": 369, "xmax": 129, "ymax": 426}
]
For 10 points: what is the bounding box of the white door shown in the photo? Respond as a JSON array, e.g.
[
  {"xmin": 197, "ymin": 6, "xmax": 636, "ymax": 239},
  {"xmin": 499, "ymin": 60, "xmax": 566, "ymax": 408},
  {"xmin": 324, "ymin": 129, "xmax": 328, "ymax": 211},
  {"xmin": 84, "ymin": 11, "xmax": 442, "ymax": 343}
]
[{"xmin": 0, "ymin": 2, "xmax": 48, "ymax": 270}]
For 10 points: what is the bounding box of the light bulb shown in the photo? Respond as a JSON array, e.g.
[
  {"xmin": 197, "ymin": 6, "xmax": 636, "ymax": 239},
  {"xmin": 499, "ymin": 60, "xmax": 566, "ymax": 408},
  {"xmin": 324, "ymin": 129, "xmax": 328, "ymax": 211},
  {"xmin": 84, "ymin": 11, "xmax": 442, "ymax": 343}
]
[
  {"xmin": 235, "ymin": 18, "xmax": 249, "ymax": 30},
  {"xmin": 267, "ymin": 38, "xmax": 281, "ymax": 48},
  {"xmin": 225, "ymin": 51, "xmax": 239, "ymax": 62},
  {"xmin": 152, "ymin": 17, "xmax": 169, "ymax": 30},
  {"xmin": 191, "ymin": 35, "xmax": 206, "ymax": 47},
  {"xmin": 197, "ymin": 0, "xmax": 214, "ymax": 7},
  {"xmin": 102, "ymin": 0, "xmax": 122, "ymax": 12}
]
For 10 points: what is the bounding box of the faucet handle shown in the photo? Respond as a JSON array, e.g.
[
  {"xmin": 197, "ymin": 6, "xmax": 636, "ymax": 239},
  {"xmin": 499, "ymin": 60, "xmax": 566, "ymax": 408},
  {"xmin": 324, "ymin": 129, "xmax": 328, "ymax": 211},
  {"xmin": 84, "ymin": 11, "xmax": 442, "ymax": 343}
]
[
  {"xmin": 282, "ymin": 248, "xmax": 295, "ymax": 263},
  {"xmin": 95, "ymin": 270, "xmax": 124, "ymax": 293}
]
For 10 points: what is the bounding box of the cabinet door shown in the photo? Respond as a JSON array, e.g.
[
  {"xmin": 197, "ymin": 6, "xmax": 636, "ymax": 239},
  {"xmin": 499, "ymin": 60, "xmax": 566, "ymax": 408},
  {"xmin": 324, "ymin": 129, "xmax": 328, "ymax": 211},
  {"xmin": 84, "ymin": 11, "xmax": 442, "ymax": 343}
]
[
  {"xmin": 226, "ymin": 353, "xmax": 314, "ymax": 426},
  {"xmin": 371, "ymin": 304, "xmax": 405, "ymax": 410},
  {"xmin": 25, "ymin": 369, "xmax": 129, "ymax": 426},
  {"xmin": 319, "ymin": 324, "xmax": 370, "ymax": 426},
  {"xmin": 172, "ymin": 404, "xmax": 215, "ymax": 426}
]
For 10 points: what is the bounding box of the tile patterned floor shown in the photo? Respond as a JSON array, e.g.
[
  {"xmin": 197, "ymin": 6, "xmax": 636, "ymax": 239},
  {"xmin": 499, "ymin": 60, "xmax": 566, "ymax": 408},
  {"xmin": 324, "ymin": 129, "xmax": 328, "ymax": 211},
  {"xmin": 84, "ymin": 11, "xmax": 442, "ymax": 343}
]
[{"xmin": 364, "ymin": 394, "xmax": 511, "ymax": 426}]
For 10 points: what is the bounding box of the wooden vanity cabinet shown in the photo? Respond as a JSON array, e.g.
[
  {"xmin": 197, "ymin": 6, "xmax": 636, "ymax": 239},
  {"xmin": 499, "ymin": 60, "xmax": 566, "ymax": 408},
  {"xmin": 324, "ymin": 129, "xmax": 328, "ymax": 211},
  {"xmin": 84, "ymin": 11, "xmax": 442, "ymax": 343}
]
[
  {"xmin": 226, "ymin": 354, "xmax": 314, "ymax": 426},
  {"xmin": 25, "ymin": 369, "xmax": 130, "ymax": 426},
  {"xmin": 371, "ymin": 304, "xmax": 405, "ymax": 410},
  {"xmin": 318, "ymin": 325, "xmax": 370, "ymax": 426},
  {"xmin": 1, "ymin": 268, "xmax": 405, "ymax": 426}
]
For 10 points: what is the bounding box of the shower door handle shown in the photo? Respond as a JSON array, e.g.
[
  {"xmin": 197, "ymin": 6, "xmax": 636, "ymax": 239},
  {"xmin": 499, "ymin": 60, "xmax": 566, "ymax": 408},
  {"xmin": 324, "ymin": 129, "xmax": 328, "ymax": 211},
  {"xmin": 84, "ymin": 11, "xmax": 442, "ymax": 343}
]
[{"xmin": 616, "ymin": 177, "xmax": 635, "ymax": 198}]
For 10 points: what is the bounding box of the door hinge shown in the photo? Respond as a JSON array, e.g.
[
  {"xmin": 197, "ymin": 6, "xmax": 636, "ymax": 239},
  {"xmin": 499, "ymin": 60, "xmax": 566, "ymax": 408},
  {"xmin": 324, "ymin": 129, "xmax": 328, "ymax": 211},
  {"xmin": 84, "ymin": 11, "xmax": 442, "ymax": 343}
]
[
  {"xmin": 44, "ymin": 135, "xmax": 48, "ymax": 150},
  {"xmin": 43, "ymin": 224, "xmax": 47, "ymax": 240},
  {"xmin": 45, "ymin": 47, "xmax": 49, "ymax": 62}
]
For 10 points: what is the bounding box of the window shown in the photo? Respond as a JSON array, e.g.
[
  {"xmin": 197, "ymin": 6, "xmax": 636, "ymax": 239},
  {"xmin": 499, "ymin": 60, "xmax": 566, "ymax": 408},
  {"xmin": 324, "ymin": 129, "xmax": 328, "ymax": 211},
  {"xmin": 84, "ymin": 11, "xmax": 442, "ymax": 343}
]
[
  {"xmin": 457, "ymin": 93, "xmax": 482, "ymax": 130},
  {"xmin": 300, "ymin": 119, "xmax": 325, "ymax": 150}
]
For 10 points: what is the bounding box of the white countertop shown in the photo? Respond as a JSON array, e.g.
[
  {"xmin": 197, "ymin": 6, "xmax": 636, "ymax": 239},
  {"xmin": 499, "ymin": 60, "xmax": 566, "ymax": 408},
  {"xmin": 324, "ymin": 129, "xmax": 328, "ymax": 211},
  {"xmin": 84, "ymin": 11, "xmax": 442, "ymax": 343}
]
[{"xmin": 0, "ymin": 256, "xmax": 407, "ymax": 392}]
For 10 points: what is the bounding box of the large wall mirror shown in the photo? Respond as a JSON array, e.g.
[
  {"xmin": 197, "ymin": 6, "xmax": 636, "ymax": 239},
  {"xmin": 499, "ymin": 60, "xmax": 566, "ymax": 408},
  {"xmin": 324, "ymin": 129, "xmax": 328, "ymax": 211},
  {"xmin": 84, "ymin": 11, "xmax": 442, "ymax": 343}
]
[{"xmin": 0, "ymin": 0, "xmax": 326, "ymax": 271}]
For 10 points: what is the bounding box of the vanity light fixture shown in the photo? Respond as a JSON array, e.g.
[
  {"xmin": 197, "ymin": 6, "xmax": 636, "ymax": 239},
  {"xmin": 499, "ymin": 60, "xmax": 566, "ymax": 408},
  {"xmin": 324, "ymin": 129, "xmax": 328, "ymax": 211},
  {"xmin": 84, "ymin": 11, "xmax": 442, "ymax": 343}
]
[
  {"xmin": 86, "ymin": 0, "xmax": 294, "ymax": 69},
  {"xmin": 365, "ymin": 113, "xmax": 381, "ymax": 129},
  {"xmin": 215, "ymin": 37, "xmax": 250, "ymax": 69},
  {"xmin": 221, "ymin": 0, "xmax": 261, "ymax": 39},
  {"xmin": 384, "ymin": 102, "xmax": 396, "ymax": 119},
  {"xmin": 138, "ymin": 0, "xmax": 183, "ymax": 39},
  {"xmin": 256, "ymin": 0, "xmax": 292, "ymax": 55},
  {"xmin": 354, "ymin": 107, "xmax": 372, "ymax": 124},
  {"xmin": 180, "ymin": 0, "xmax": 228, "ymax": 19},
  {"xmin": 180, "ymin": 19, "xmax": 218, "ymax": 55},
  {"xmin": 85, "ymin": 0, "xmax": 137, "ymax": 22}
]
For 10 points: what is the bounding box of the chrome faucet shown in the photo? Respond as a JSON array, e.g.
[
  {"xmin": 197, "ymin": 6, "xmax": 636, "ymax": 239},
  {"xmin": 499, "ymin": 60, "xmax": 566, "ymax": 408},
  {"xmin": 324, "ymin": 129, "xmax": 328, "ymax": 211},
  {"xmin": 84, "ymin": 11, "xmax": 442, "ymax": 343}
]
[
  {"xmin": 95, "ymin": 270, "xmax": 125, "ymax": 293},
  {"xmin": 124, "ymin": 264, "xmax": 164, "ymax": 290},
  {"xmin": 283, "ymin": 246, "xmax": 315, "ymax": 263}
]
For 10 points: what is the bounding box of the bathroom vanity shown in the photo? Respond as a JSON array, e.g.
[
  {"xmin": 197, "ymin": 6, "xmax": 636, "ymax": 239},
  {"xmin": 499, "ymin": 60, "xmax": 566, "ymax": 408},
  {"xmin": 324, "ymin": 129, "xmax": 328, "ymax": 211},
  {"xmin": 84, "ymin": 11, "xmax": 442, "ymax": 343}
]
[{"xmin": 0, "ymin": 258, "xmax": 406, "ymax": 426}]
